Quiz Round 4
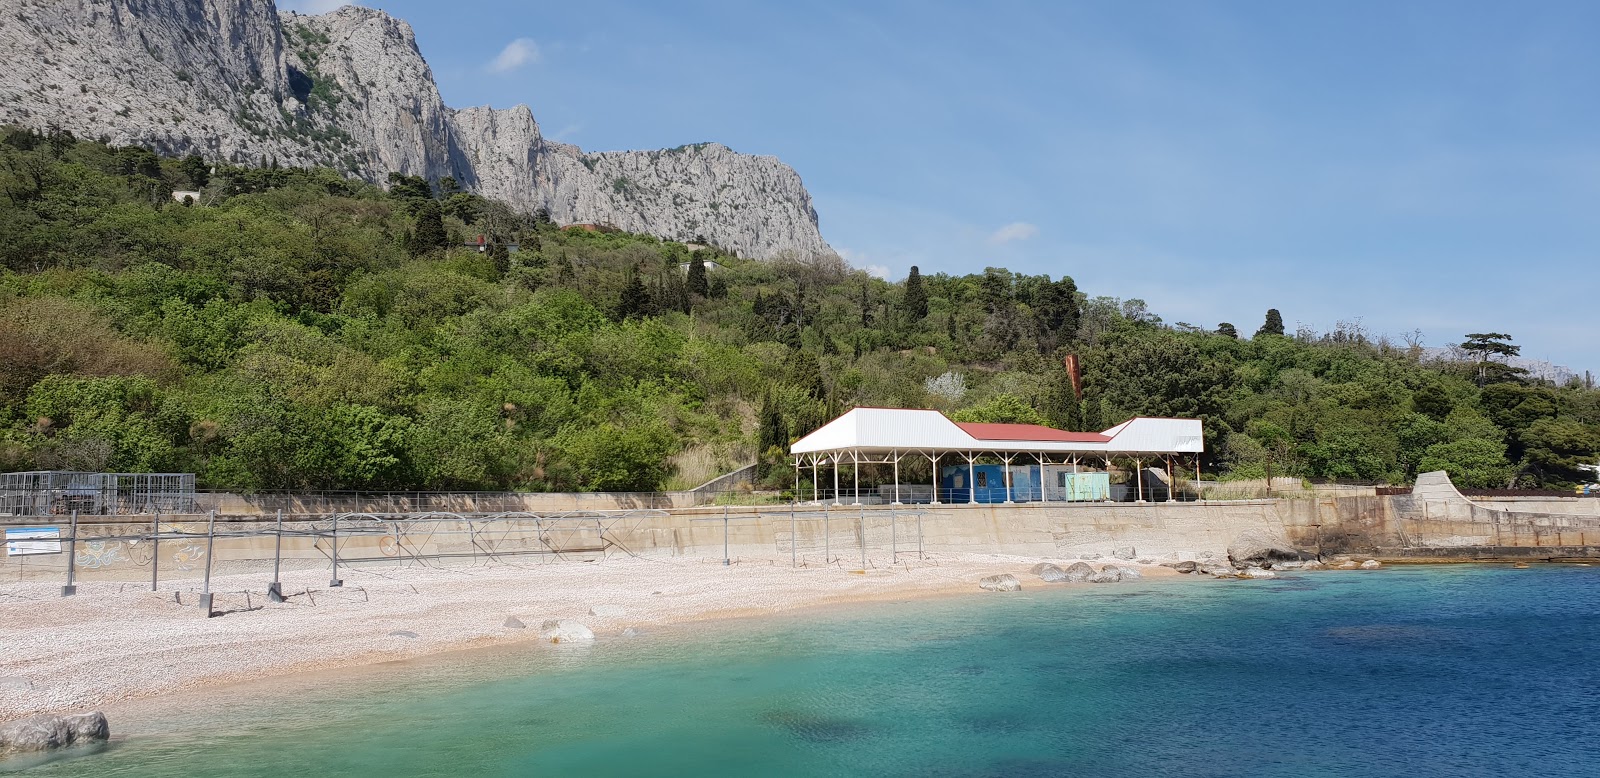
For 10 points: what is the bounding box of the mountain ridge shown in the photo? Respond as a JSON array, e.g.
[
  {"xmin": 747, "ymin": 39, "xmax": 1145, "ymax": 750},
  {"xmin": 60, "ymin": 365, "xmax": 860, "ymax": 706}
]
[{"xmin": 0, "ymin": 0, "xmax": 832, "ymax": 259}]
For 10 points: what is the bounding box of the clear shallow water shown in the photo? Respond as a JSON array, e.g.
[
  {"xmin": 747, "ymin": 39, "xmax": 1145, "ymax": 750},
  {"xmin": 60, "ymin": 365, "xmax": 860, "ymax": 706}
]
[{"xmin": 14, "ymin": 565, "xmax": 1600, "ymax": 777}]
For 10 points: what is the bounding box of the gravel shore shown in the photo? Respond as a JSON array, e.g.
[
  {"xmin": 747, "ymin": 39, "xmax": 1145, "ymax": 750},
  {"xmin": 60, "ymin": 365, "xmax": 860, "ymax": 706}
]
[{"xmin": 0, "ymin": 553, "xmax": 1175, "ymax": 719}]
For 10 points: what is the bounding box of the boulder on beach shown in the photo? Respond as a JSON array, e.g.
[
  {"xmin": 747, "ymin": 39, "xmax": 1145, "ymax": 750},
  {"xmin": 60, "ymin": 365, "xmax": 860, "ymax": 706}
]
[
  {"xmin": 1227, "ymin": 530, "xmax": 1303, "ymax": 569},
  {"xmin": 1031, "ymin": 563, "xmax": 1068, "ymax": 582},
  {"xmin": 1113, "ymin": 546, "xmax": 1137, "ymax": 560},
  {"xmin": 1337, "ymin": 560, "xmax": 1360, "ymax": 570},
  {"xmin": 503, "ymin": 617, "xmax": 526, "ymax": 629},
  {"xmin": 1063, "ymin": 562, "xmax": 1096, "ymax": 582},
  {"xmin": 1241, "ymin": 567, "xmax": 1276, "ymax": 579},
  {"xmin": 0, "ymin": 712, "xmax": 108, "ymax": 754},
  {"xmin": 1361, "ymin": 559, "xmax": 1382, "ymax": 569},
  {"xmin": 978, "ymin": 574, "xmax": 1022, "ymax": 592},
  {"xmin": 540, "ymin": 619, "xmax": 596, "ymax": 644},
  {"xmin": 588, "ymin": 605, "xmax": 627, "ymax": 618},
  {"xmin": 1169, "ymin": 561, "xmax": 1198, "ymax": 574},
  {"xmin": 1088, "ymin": 566, "xmax": 1123, "ymax": 584},
  {"xmin": 1302, "ymin": 560, "xmax": 1327, "ymax": 571},
  {"xmin": 1081, "ymin": 553, "xmax": 1103, "ymax": 561}
]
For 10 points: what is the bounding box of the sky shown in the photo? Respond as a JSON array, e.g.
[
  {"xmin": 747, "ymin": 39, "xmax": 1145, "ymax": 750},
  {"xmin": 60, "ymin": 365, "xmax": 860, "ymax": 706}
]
[{"xmin": 281, "ymin": 0, "xmax": 1600, "ymax": 372}]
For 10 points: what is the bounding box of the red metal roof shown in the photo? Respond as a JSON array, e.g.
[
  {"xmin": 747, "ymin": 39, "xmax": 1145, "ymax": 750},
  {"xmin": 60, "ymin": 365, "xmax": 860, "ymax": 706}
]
[{"xmin": 955, "ymin": 422, "xmax": 1112, "ymax": 444}]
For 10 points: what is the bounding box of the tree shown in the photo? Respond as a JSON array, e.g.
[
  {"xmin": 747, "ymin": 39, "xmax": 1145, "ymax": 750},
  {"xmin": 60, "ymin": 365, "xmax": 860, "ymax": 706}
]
[
  {"xmin": 1255, "ymin": 309, "xmax": 1285, "ymax": 338},
  {"xmin": 686, "ymin": 253, "xmax": 709, "ymax": 298},
  {"xmin": 1217, "ymin": 322, "xmax": 1238, "ymax": 339},
  {"xmin": 952, "ymin": 394, "xmax": 1047, "ymax": 426},
  {"xmin": 180, "ymin": 154, "xmax": 210, "ymax": 189},
  {"xmin": 617, "ymin": 269, "xmax": 651, "ymax": 320},
  {"xmin": 488, "ymin": 241, "xmax": 510, "ymax": 278},
  {"xmin": 1460, "ymin": 333, "xmax": 1524, "ymax": 386},
  {"xmin": 902, "ymin": 265, "xmax": 928, "ymax": 321},
  {"xmin": 407, "ymin": 200, "xmax": 448, "ymax": 256},
  {"xmin": 756, "ymin": 391, "xmax": 789, "ymax": 478}
]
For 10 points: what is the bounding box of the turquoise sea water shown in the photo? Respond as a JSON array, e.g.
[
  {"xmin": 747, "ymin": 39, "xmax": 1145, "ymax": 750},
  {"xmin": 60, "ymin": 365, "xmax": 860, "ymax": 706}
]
[{"xmin": 12, "ymin": 565, "xmax": 1600, "ymax": 777}]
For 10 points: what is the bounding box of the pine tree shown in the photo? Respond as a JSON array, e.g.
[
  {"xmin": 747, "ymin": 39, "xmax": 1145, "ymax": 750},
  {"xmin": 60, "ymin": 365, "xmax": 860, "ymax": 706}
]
[
  {"xmin": 687, "ymin": 253, "xmax": 709, "ymax": 298},
  {"xmin": 1217, "ymin": 322, "xmax": 1238, "ymax": 339},
  {"xmin": 902, "ymin": 265, "xmax": 928, "ymax": 321},
  {"xmin": 617, "ymin": 270, "xmax": 650, "ymax": 320},
  {"xmin": 708, "ymin": 275, "xmax": 729, "ymax": 299},
  {"xmin": 1255, "ymin": 309, "xmax": 1285, "ymax": 338}
]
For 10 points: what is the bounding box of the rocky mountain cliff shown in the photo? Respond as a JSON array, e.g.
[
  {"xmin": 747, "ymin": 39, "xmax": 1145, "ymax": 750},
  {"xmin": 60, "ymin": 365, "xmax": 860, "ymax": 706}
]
[{"xmin": 0, "ymin": 0, "xmax": 831, "ymax": 259}]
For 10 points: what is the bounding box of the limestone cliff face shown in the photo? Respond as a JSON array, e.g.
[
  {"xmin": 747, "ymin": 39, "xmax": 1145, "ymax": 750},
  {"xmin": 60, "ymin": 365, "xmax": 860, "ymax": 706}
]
[{"xmin": 0, "ymin": 1, "xmax": 831, "ymax": 259}]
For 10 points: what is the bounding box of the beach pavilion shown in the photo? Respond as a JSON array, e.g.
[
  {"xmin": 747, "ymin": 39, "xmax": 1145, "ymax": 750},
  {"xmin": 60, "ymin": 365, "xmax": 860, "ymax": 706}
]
[{"xmin": 789, "ymin": 407, "xmax": 1204, "ymax": 505}]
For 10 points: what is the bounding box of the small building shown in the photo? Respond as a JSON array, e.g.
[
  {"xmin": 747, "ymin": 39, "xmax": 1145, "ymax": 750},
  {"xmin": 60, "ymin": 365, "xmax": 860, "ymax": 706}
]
[
  {"xmin": 788, "ymin": 408, "xmax": 1203, "ymax": 505},
  {"xmin": 171, "ymin": 190, "xmax": 201, "ymax": 205}
]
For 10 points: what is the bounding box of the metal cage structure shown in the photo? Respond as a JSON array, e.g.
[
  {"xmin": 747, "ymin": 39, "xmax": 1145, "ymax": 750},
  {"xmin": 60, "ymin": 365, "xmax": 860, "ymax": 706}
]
[{"xmin": 0, "ymin": 471, "xmax": 197, "ymax": 517}]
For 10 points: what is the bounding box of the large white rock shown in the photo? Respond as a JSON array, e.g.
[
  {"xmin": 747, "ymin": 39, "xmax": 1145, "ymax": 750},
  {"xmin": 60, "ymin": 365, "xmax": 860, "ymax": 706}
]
[
  {"xmin": 1030, "ymin": 563, "xmax": 1068, "ymax": 582},
  {"xmin": 587, "ymin": 605, "xmax": 626, "ymax": 618},
  {"xmin": 1360, "ymin": 559, "xmax": 1382, "ymax": 569},
  {"xmin": 0, "ymin": 712, "xmax": 108, "ymax": 754},
  {"xmin": 978, "ymin": 574, "xmax": 1022, "ymax": 592},
  {"xmin": 539, "ymin": 619, "xmax": 595, "ymax": 644}
]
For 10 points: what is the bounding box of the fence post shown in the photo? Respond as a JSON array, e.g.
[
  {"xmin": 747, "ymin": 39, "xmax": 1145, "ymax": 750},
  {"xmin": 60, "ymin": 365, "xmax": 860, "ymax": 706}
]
[
  {"xmin": 824, "ymin": 507, "xmax": 830, "ymax": 565},
  {"xmin": 891, "ymin": 508, "xmax": 897, "ymax": 563},
  {"xmin": 859, "ymin": 508, "xmax": 867, "ymax": 570},
  {"xmin": 329, "ymin": 513, "xmax": 343, "ymax": 587},
  {"xmin": 268, "ymin": 509, "xmax": 284, "ymax": 602},
  {"xmin": 917, "ymin": 511, "xmax": 924, "ymax": 559},
  {"xmin": 62, "ymin": 510, "xmax": 77, "ymax": 597},
  {"xmin": 790, "ymin": 504, "xmax": 797, "ymax": 568},
  {"xmin": 722, "ymin": 506, "xmax": 730, "ymax": 566},
  {"xmin": 150, "ymin": 508, "xmax": 160, "ymax": 592},
  {"xmin": 199, "ymin": 510, "xmax": 216, "ymax": 617}
]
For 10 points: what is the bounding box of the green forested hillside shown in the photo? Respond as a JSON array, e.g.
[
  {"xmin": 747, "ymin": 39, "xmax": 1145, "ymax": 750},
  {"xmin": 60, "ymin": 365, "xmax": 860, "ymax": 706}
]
[{"xmin": 3, "ymin": 129, "xmax": 1598, "ymax": 492}]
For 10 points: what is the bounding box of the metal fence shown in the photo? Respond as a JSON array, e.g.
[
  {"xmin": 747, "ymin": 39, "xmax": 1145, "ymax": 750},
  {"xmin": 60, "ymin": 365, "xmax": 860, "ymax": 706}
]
[{"xmin": 0, "ymin": 471, "xmax": 196, "ymax": 516}]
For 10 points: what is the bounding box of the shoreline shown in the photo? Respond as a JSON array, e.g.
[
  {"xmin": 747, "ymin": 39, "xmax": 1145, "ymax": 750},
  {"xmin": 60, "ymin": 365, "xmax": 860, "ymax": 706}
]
[{"xmin": 0, "ymin": 554, "xmax": 1181, "ymax": 721}]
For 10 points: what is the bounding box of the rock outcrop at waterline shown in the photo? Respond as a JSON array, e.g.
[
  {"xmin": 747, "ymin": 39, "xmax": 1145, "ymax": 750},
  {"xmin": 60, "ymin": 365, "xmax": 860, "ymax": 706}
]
[
  {"xmin": 0, "ymin": 1, "xmax": 832, "ymax": 260},
  {"xmin": 0, "ymin": 712, "xmax": 109, "ymax": 754}
]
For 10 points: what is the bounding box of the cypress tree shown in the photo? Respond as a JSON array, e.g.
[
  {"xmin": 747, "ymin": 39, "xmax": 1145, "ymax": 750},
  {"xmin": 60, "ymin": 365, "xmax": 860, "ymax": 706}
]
[
  {"xmin": 902, "ymin": 265, "xmax": 928, "ymax": 321},
  {"xmin": 409, "ymin": 200, "xmax": 447, "ymax": 256},
  {"xmin": 1255, "ymin": 309, "xmax": 1285, "ymax": 338},
  {"xmin": 687, "ymin": 253, "xmax": 709, "ymax": 298}
]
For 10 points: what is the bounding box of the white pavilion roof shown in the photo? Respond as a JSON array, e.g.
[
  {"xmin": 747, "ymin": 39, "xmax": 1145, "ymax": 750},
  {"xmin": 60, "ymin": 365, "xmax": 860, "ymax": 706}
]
[{"xmin": 789, "ymin": 408, "xmax": 1203, "ymax": 457}]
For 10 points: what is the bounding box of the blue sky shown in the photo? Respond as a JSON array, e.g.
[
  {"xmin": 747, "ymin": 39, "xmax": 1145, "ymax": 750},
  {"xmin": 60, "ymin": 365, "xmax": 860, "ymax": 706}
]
[{"xmin": 283, "ymin": 0, "xmax": 1600, "ymax": 372}]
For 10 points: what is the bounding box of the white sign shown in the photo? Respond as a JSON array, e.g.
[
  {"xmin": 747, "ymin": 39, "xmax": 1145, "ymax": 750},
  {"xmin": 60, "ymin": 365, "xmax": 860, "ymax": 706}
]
[{"xmin": 5, "ymin": 527, "xmax": 61, "ymax": 556}]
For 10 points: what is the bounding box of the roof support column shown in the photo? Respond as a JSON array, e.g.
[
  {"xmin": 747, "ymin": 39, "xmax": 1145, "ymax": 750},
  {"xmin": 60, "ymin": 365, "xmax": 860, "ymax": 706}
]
[
  {"xmin": 852, "ymin": 450, "xmax": 861, "ymax": 506},
  {"xmin": 1196, "ymin": 454, "xmax": 1204, "ymax": 503},
  {"xmin": 1136, "ymin": 456, "xmax": 1146, "ymax": 503},
  {"xmin": 1003, "ymin": 453, "xmax": 1015, "ymax": 504},
  {"xmin": 1038, "ymin": 452, "xmax": 1048, "ymax": 503},
  {"xmin": 966, "ymin": 452, "xmax": 976, "ymax": 504},
  {"xmin": 832, "ymin": 455, "xmax": 841, "ymax": 506},
  {"xmin": 892, "ymin": 450, "xmax": 901, "ymax": 505}
]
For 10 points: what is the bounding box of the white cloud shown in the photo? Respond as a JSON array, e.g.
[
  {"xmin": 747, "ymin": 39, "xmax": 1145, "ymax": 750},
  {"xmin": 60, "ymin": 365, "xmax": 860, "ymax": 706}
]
[
  {"xmin": 836, "ymin": 248, "xmax": 891, "ymax": 280},
  {"xmin": 488, "ymin": 38, "xmax": 540, "ymax": 74},
  {"xmin": 988, "ymin": 222, "xmax": 1039, "ymax": 244},
  {"xmin": 279, "ymin": 0, "xmax": 351, "ymax": 13}
]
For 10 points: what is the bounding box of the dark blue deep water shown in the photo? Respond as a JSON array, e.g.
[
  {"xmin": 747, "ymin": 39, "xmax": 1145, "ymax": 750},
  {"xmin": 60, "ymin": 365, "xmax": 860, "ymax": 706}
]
[{"xmin": 15, "ymin": 565, "xmax": 1600, "ymax": 776}]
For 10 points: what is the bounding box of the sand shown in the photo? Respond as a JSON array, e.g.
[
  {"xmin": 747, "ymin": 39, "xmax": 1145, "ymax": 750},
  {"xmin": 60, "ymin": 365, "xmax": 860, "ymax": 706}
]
[{"xmin": 0, "ymin": 553, "xmax": 1178, "ymax": 720}]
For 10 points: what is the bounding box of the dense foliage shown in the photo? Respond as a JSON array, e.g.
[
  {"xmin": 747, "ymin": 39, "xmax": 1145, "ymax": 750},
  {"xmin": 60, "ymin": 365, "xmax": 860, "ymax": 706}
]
[{"xmin": 3, "ymin": 129, "xmax": 1599, "ymax": 492}]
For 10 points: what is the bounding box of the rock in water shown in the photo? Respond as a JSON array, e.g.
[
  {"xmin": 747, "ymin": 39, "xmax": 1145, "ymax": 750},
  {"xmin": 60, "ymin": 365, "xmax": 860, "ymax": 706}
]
[
  {"xmin": 1063, "ymin": 562, "xmax": 1096, "ymax": 583},
  {"xmin": 1227, "ymin": 530, "xmax": 1303, "ymax": 569},
  {"xmin": 1030, "ymin": 563, "xmax": 1068, "ymax": 582},
  {"xmin": 1241, "ymin": 567, "xmax": 1277, "ymax": 579},
  {"xmin": 1088, "ymin": 567, "xmax": 1123, "ymax": 584},
  {"xmin": 540, "ymin": 619, "xmax": 596, "ymax": 643},
  {"xmin": 503, "ymin": 617, "xmax": 526, "ymax": 629},
  {"xmin": 1337, "ymin": 560, "xmax": 1360, "ymax": 570},
  {"xmin": 1118, "ymin": 566, "xmax": 1142, "ymax": 580},
  {"xmin": 1361, "ymin": 559, "xmax": 1382, "ymax": 569},
  {"xmin": 0, "ymin": 712, "xmax": 108, "ymax": 753},
  {"xmin": 978, "ymin": 574, "xmax": 1022, "ymax": 592},
  {"xmin": 588, "ymin": 605, "xmax": 627, "ymax": 618},
  {"xmin": 1113, "ymin": 546, "xmax": 1137, "ymax": 560}
]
